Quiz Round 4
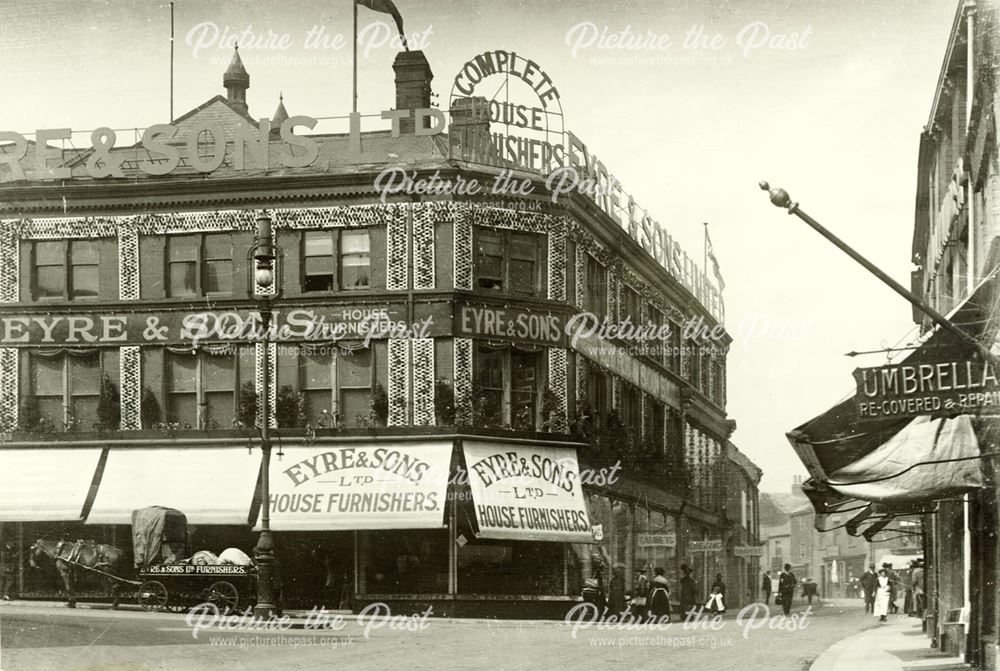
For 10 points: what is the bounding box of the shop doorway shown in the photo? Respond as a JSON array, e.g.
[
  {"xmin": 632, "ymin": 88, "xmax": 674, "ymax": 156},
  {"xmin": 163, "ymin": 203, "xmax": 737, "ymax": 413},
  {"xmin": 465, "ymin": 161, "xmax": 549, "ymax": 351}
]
[{"xmin": 274, "ymin": 531, "xmax": 355, "ymax": 610}]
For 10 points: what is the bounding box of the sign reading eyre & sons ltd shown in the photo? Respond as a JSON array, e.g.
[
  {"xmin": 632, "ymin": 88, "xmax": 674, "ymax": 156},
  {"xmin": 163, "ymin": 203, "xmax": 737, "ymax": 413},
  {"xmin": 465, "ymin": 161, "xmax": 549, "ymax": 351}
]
[{"xmin": 853, "ymin": 357, "xmax": 1000, "ymax": 420}]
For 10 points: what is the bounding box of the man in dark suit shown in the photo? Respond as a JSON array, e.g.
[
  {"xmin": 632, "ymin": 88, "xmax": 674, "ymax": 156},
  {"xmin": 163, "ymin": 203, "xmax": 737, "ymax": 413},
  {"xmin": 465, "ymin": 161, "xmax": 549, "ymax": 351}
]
[
  {"xmin": 861, "ymin": 564, "xmax": 878, "ymax": 614},
  {"xmin": 762, "ymin": 570, "xmax": 773, "ymax": 604},
  {"xmin": 778, "ymin": 563, "xmax": 797, "ymax": 615}
]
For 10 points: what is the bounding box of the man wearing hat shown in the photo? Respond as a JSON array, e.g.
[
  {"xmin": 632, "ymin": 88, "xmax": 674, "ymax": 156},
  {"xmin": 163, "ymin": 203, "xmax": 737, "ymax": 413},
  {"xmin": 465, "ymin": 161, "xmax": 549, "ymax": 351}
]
[
  {"xmin": 0, "ymin": 539, "xmax": 17, "ymax": 601},
  {"xmin": 607, "ymin": 563, "xmax": 627, "ymax": 618},
  {"xmin": 861, "ymin": 563, "xmax": 878, "ymax": 614}
]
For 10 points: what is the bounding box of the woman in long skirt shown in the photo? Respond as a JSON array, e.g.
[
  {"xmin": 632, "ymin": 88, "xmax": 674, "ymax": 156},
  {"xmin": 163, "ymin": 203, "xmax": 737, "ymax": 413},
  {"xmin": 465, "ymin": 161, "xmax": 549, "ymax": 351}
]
[{"xmin": 874, "ymin": 569, "xmax": 891, "ymax": 622}]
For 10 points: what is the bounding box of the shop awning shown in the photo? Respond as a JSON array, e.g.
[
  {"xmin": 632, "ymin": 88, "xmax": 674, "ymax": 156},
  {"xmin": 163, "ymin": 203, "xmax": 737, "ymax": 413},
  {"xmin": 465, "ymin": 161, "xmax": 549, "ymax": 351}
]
[
  {"xmin": 256, "ymin": 442, "xmax": 453, "ymax": 531},
  {"xmin": 787, "ymin": 277, "xmax": 995, "ymax": 513},
  {"xmin": 0, "ymin": 448, "xmax": 104, "ymax": 522},
  {"xmin": 462, "ymin": 440, "xmax": 594, "ymax": 543},
  {"xmin": 86, "ymin": 447, "xmax": 262, "ymax": 525}
]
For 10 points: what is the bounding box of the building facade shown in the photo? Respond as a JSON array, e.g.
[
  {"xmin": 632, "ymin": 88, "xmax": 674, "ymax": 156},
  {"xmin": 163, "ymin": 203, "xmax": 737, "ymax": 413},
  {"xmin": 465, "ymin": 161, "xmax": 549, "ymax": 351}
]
[{"xmin": 0, "ymin": 47, "xmax": 753, "ymax": 617}]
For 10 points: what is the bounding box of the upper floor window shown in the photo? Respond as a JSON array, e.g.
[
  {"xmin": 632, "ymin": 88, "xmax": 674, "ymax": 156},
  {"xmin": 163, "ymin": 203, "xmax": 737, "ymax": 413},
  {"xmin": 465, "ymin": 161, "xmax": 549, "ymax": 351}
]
[
  {"xmin": 302, "ymin": 229, "xmax": 371, "ymax": 292},
  {"xmin": 167, "ymin": 233, "xmax": 234, "ymax": 297},
  {"xmin": 165, "ymin": 347, "xmax": 249, "ymax": 429},
  {"xmin": 621, "ymin": 285, "xmax": 641, "ymax": 327},
  {"xmin": 33, "ymin": 239, "xmax": 100, "ymax": 300},
  {"xmin": 27, "ymin": 350, "xmax": 105, "ymax": 430},
  {"xmin": 299, "ymin": 345, "xmax": 374, "ymax": 427},
  {"xmin": 197, "ymin": 130, "xmax": 216, "ymax": 161},
  {"xmin": 645, "ymin": 397, "xmax": 665, "ymax": 453},
  {"xmin": 583, "ymin": 363, "xmax": 610, "ymax": 428},
  {"xmin": 474, "ymin": 228, "xmax": 543, "ymax": 297},
  {"xmin": 474, "ymin": 343, "xmax": 542, "ymax": 430},
  {"xmin": 585, "ymin": 255, "xmax": 607, "ymax": 320},
  {"xmin": 621, "ymin": 382, "xmax": 641, "ymax": 434}
]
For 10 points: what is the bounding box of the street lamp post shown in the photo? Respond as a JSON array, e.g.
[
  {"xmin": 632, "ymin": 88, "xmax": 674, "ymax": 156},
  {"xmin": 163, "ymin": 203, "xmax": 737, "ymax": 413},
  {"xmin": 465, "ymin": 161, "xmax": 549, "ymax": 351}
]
[{"xmin": 248, "ymin": 213, "xmax": 281, "ymax": 619}]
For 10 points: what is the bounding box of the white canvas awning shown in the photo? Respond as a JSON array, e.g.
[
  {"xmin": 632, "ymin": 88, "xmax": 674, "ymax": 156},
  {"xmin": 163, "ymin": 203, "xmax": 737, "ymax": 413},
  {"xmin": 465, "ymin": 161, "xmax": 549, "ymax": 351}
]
[
  {"xmin": 86, "ymin": 447, "xmax": 262, "ymax": 525},
  {"xmin": 462, "ymin": 440, "xmax": 593, "ymax": 543},
  {"xmin": 0, "ymin": 448, "xmax": 103, "ymax": 522},
  {"xmin": 255, "ymin": 442, "xmax": 453, "ymax": 531}
]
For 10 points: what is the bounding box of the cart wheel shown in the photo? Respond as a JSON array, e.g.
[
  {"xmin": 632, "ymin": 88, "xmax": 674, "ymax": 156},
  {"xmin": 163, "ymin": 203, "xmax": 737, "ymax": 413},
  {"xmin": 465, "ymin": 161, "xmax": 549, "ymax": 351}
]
[
  {"xmin": 207, "ymin": 581, "xmax": 239, "ymax": 614},
  {"xmin": 138, "ymin": 580, "xmax": 168, "ymax": 612}
]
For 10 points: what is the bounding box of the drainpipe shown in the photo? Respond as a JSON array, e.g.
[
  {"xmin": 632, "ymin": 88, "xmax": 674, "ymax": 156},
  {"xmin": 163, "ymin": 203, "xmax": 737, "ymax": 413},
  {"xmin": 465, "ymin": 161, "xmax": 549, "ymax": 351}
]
[{"xmin": 965, "ymin": 1, "xmax": 976, "ymax": 295}]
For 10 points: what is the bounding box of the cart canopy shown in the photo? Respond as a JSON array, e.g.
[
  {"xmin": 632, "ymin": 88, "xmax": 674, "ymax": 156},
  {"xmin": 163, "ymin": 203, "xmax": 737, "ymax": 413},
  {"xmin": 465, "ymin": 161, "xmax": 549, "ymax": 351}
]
[{"xmin": 132, "ymin": 506, "xmax": 188, "ymax": 567}]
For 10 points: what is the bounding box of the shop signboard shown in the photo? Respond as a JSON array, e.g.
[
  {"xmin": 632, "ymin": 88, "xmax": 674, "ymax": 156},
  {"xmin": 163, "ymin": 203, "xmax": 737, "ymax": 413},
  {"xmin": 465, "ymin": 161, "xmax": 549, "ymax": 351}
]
[
  {"xmin": 688, "ymin": 539, "xmax": 722, "ymax": 553},
  {"xmin": 734, "ymin": 545, "xmax": 765, "ymax": 558},
  {"xmin": 462, "ymin": 440, "xmax": 593, "ymax": 543},
  {"xmin": 637, "ymin": 532, "xmax": 677, "ymax": 548},
  {"xmin": 261, "ymin": 442, "xmax": 453, "ymax": 531},
  {"xmin": 454, "ymin": 303, "xmax": 568, "ymax": 347},
  {"xmin": 853, "ymin": 357, "xmax": 1000, "ymax": 420}
]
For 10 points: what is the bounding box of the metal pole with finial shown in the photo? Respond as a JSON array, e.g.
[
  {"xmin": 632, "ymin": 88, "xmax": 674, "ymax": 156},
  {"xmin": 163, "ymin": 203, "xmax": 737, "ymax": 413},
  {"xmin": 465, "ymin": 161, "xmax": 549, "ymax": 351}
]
[
  {"xmin": 352, "ymin": 0, "xmax": 358, "ymax": 114},
  {"xmin": 757, "ymin": 181, "xmax": 996, "ymax": 365},
  {"xmin": 170, "ymin": 1, "xmax": 175, "ymax": 122}
]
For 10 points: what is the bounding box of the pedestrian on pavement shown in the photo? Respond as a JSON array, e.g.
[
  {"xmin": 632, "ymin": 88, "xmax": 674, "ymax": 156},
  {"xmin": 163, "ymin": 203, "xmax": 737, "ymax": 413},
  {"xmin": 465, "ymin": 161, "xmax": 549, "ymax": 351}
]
[
  {"xmin": 778, "ymin": 563, "xmax": 796, "ymax": 615},
  {"xmin": 1, "ymin": 540, "xmax": 16, "ymax": 600},
  {"xmin": 903, "ymin": 560, "xmax": 916, "ymax": 615},
  {"xmin": 883, "ymin": 563, "xmax": 898, "ymax": 614},
  {"xmin": 802, "ymin": 577, "xmax": 820, "ymax": 605},
  {"xmin": 711, "ymin": 573, "xmax": 726, "ymax": 600},
  {"xmin": 607, "ymin": 563, "xmax": 627, "ymax": 619},
  {"xmin": 630, "ymin": 566, "xmax": 650, "ymax": 619},
  {"xmin": 649, "ymin": 567, "xmax": 671, "ymax": 621},
  {"xmin": 705, "ymin": 585, "xmax": 726, "ymax": 615},
  {"xmin": 911, "ymin": 560, "xmax": 925, "ymax": 618},
  {"xmin": 861, "ymin": 564, "xmax": 877, "ymax": 614},
  {"xmin": 874, "ymin": 569, "xmax": 891, "ymax": 622},
  {"xmin": 762, "ymin": 570, "xmax": 773, "ymax": 604},
  {"xmin": 679, "ymin": 564, "xmax": 697, "ymax": 618}
]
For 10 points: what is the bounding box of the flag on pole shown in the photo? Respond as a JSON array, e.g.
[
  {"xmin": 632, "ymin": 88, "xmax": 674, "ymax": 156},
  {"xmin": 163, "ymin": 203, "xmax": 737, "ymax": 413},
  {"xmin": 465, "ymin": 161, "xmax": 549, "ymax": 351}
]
[
  {"xmin": 704, "ymin": 225, "xmax": 726, "ymax": 291},
  {"xmin": 356, "ymin": 0, "xmax": 408, "ymax": 50}
]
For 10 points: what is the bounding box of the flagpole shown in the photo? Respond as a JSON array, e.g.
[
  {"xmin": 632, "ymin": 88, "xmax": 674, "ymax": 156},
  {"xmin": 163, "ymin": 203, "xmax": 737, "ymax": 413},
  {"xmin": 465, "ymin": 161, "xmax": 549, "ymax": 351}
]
[
  {"xmin": 170, "ymin": 1, "xmax": 175, "ymax": 121},
  {"xmin": 352, "ymin": 0, "xmax": 358, "ymax": 114},
  {"xmin": 703, "ymin": 222, "xmax": 708, "ymax": 280}
]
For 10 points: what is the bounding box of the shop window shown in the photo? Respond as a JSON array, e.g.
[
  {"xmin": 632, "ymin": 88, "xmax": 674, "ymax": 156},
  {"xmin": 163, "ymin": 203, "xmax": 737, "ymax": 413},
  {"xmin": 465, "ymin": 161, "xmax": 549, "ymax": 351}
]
[
  {"xmin": 167, "ymin": 233, "xmax": 234, "ymax": 297},
  {"xmin": 299, "ymin": 345, "xmax": 374, "ymax": 427},
  {"xmin": 474, "ymin": 343, "xmax": 542, "ymax": 430},
  {"xmin": 32, "ymin": 239, "xmax": 101, "ymax": 300},
  {"xmin": 585, "ymin": 254, "xmax": 607, "ymax": 320},
  {"xmin": 474, "ymin": 228, "xmax": 543, "ymax": 297},
  {"xmin": 360, "ymin": 529, "xmax": 448, "ymax": 594},
  {"xmin": 340, "ymin": 230, "xmax": 371, "ymax": 289},
  {"xmin": 164, "ymin": 347, "xmax": 247, "ymax": 429},
  {"xmin": 27, "ymin": 351, "xmax": 103, "ymax": 430},
  {"xmin": 457, "ymin": 540, "xmax": 565, "ymax": 596}
]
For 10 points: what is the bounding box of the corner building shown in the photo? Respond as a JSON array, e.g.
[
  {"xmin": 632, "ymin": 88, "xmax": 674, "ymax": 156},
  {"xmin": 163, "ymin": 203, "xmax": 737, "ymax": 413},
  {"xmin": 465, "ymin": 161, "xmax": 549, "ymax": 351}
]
[{"xmin": 0, "ymin": 48, "xmax": 747, "ymax": 617}]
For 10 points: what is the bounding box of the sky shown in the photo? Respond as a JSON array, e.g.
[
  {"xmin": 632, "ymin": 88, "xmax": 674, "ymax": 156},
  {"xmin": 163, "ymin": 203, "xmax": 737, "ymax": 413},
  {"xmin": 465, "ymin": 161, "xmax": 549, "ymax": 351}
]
[{"xmin": 0, "ymin": 0, "xmax": 960, "ymax": 492}]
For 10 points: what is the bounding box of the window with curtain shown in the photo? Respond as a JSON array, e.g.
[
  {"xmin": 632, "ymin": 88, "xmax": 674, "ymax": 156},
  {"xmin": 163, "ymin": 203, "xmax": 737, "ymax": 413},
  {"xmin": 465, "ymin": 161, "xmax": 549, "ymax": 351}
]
[
  {"xmin": 164, "ymin": 347, "xmax": 245, "ymax": 428},
  {"xmin": 28, "ymin": 351, "xmax": 103, "ymax": 429},
  {"xmin": 474, "ymin": 344, "xmax": 542, "ymax": 430},
  {"xmin": 584, "ymin": 364, "xmax": 609, "ymax": 427},
  {"xmin": 166, "ymin": 233, "xmax": 234, "ymax": 297},
  {"xmin": 340, "ymin": 230, "xmax": 371, "ymax": 289},
  {"xmin": 474, "ymin": 228, "xmax": 543, "ymax": 297},
  {"xmin": 303, "ymin": 230, "xmax": 335, "ymax": 292},
  {"xmin": 586, "ymin": 254, "xmax": 607, "ymax": 320},
  {"xmin": 621, "ymin": 285, "xmax": 641, "ymax": 327}
]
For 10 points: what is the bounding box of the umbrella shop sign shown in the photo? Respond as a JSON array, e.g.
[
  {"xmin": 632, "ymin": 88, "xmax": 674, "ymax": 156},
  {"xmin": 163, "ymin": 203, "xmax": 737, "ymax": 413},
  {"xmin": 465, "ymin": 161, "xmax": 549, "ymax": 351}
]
[
  {"xmin": 0, "ymin": 306, "xmax": 425, "ymax": 346},
  {"xmin": 262, "ymin": 443, "xmax": 453, "ymax": 531},
  {"xmin": 462, "ymin": 441, "xmax": 593, "ymax": 543},
  {"xmin": 853, "ymin": 357, "xmax": 1000, "ymax": 420}
]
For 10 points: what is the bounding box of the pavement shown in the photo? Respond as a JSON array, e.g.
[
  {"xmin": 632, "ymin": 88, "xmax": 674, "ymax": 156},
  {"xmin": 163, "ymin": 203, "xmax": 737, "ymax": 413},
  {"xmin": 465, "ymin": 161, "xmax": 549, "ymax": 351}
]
[{"xmin": 811, "ymin": 616, "xmax": 968, "ymax": 671}]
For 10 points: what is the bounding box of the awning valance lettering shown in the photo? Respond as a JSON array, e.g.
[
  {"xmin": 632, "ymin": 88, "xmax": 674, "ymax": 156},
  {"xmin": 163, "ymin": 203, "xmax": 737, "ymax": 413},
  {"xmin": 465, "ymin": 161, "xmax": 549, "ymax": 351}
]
[
  {"xmin": 463, "ymin": 440, "xmax": 593, "ymax": 543},
  {"xmin": 86, "ymin": 447, "xmax": 262, "ymax": 525},
  {"xmin": 258, "ymin": 442, "xmax": 453, "ymax": 531},
  {"xmin": 0, "ymin": 448, "xmax": 103, "ymax": 522}
]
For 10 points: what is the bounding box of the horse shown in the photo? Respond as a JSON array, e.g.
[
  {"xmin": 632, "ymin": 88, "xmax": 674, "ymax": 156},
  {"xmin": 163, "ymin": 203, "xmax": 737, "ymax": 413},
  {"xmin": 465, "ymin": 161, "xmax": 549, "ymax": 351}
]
[{"xmin": 28, "ymin": 539, "xmax": 125, "ymax": 608}]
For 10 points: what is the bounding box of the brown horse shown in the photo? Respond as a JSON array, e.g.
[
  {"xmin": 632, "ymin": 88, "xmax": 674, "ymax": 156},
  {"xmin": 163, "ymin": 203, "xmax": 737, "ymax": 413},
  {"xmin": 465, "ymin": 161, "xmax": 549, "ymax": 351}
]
[{"xmin": 29, "ymin": 539, "xmax": 125, "ymax": 608}]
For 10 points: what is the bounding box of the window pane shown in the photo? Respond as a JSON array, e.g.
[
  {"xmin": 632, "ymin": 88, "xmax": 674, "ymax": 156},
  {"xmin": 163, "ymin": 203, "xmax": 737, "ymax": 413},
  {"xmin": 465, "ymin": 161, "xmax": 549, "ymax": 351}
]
[
  {"xmin": 71, "ymin": 396, "xmax": 99, "ymax": 430},
  {"xmin": 301, "ymin": 353, "xmax": 332, "ymax": 389},
  {"xmin": 36, "ymin": 241, "xmax": 63, "ymax": 265},
  {"xmin": 203, "ymin": 234, "xmax": 232, "ymax": 260},
  {"xmin": 70, "ymin": 355, "xmax": 101, "ymax": 395},
  {"xmin": 204, "ymin": 259, "xmax": 233, "ymax": 294},
  {"xmin": 341, "ymin": 261, "xmax": 370, "ymax": 289},
  {"xmin": 203, "ymin": 354, "xmax": 235, "ymax": 392},
  {"xmin": 341, "ymin": 230, "xmax": 370, "ymax": 254},
  {"xmin": 36, "ymin": 266, "xmax": 65, "ymax": 298},
  {"xmin": 304, "ymin": 231, "xmax": 334, "ymax": 257},
  {"xmin": 303, "ymin": 389, "xmax": 334, "ymax": 425},
  {"xmin": 476, "ymin": 348, "xmax": 504, "ymax": 389},
  {"xmin": 304, "ymin": 255, "xmax": 334, "ymax": 275},
  {"xmin": 169, "ymin": 261, "xmax": 197, "ymax": 296},
  {"xmin": 167, "ymin": 353, "xmax": 197, "ymax": 392},
  {"xmin": 340, "ymin": 388, "xmax": 371, "ymax": 428},
  {"xmin": 71, "ymin": 241, "xmax": 99, "ymax": 264},
  {"xmin": 303, "ymin": 274, "xmax": 334, "ymax": 293},
  {"xmin": 32, "ymin": 356, "xmax": 63, "ymax": 396},
  {"xmin": 510, "ymin": 259, "xmax": 535, "ymax": 295},
  {"xmin": 37, "ymin": 397, "xmax": 64, "ymax": 427},
  {"xmin": 169, "ymin": 235, "xmax": 198, "ymax": 262},
  {"xmin": 510, "ymin": 233, "xmax": 536, "ymax": 260},
  {"xmin": 339, "ymin": 347, "xmax": 371, "ymax": 388},
  {"xmin": 167, "ymin": 393, "xmax": 197, "ymax": 426},
  {"xmin": 204, "ymin": 391, "xmax": 234, "ymax": 429},
  {"xmin": 71, "ymin": 266, "xmax": 99, "ymax": 298}
]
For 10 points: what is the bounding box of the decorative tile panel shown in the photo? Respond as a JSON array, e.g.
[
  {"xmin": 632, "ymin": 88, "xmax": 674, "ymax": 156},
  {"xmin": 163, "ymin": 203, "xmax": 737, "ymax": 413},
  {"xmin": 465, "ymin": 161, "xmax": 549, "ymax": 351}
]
[
  {"xmin": 547, "ymin": 223, "xmax": 567, "ymax": 302},
  {"xmin": 453, "ymin": 205, "xmax": 473, "ymax": 291},
  {"xmin": 0, "ymin": 228, "xmax": 19, "ymax": 303},
  {"xmin": 118, "ymin": 227, "xmax": 139, "ymax": 300},
  {"xmin": 255, "ymin": 342, "xmax": 277, "ymax": 428},
  {"xmin": 386, "ymin": 207, "xmax": 409, "ymax": 291},
  {"xmin": 411, "ymin": 338, "xmax": 435, "ymax": 426},
  {"xmin": 454, "ymin": 338, "xmax": 473, "ymax": 424},
  {"xmin": 388, "ymin": 338, "xmax": 411, "ymax": 426},
  {"xmin": 0, "ymin": 348, "xmax": 17, "ymax": 431},
  {"xmin": 547, "ymin": 348, "xmax": 568, "ymax": 433},
  {"xmin": 120, "ymin": 345, "xmax": 141, "ymax": 430},
  {"xmin": 412, "ymin": 204, "xmax": 437, "ymax": 290}
]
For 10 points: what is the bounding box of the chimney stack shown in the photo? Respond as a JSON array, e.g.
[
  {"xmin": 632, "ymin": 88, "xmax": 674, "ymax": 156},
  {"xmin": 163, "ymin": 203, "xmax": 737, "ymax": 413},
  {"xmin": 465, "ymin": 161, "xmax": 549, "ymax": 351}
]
[
  {"xmin": 392, "ymin": 50, "xmax": 433, "ymax": 134},
  {"xmin": 449, "ymin": 97, "xmax": 492, "ymax": 163}
]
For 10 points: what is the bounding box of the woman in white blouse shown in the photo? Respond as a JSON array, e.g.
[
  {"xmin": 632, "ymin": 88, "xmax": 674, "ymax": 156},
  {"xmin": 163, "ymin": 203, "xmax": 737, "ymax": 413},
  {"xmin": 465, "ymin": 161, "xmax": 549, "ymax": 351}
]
[{"xmin": 874, "ymin": 569, "xmax": 891, "ymax": 622}]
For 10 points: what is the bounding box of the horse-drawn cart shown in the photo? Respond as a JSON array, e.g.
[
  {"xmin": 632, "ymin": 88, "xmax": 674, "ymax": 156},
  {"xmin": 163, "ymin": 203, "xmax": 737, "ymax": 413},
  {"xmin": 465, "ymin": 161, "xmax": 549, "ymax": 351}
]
[{"xmin": 30, "ymin": 506, "xmax": 256, "ymax": 613}]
